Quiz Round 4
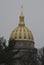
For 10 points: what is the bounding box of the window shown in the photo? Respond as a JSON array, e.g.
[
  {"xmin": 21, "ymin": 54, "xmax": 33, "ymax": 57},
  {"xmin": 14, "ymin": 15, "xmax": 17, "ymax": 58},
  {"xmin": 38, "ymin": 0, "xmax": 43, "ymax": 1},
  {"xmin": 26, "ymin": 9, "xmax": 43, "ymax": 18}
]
[
  {"xmin": 28, "ymin": 36, "xmax": 30, "ymax": 39},
  {"xmin": 19, "ymin": 32, "xmax": 21, "ymax": 39},
  {"xmin": 19, "ymin": 35, "xmax": 21, "ymax": 38},
  {"xmin": 24, "ymin": 36, "xmax": 26, "ymax": 39},
  {"xmin": 24, "ymin": 33, "xmax": 26, "ymax": 39},
  {"xmin": 15, "ymin": 33, "xmax": 17, "ymax": 39},
  {"xmin": 15, "ymin": 36, "xmax": 17, "ymax": 39}
]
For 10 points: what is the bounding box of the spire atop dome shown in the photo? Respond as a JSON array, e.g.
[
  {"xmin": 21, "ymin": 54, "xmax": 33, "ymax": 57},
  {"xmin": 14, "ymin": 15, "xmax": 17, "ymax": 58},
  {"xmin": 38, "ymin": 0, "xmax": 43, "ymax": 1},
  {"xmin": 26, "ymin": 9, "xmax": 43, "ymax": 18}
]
[
  {"xmin": 19, "ymin": 5, "xmax": 25, "ymax": 26},
  {"xmin": 20, "ymin": 5, "xmax": 24, "ymax": 16}
]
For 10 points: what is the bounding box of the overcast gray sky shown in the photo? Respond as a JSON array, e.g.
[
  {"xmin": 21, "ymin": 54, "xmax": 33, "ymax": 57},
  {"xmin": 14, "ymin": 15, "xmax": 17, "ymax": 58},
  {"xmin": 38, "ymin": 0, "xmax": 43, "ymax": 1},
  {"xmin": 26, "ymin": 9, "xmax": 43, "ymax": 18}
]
[{"xmin": 0, "ymin": 0, "xmax": 44, "ymax": 48}]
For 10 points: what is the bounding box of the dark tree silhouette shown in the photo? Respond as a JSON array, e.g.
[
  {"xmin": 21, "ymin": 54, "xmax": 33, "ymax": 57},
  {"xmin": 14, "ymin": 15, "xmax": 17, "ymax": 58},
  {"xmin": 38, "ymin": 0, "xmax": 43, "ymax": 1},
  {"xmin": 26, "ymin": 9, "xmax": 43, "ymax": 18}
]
[
  {"xmin": 5, "ymin": 39, "xmax": 20, "ymax": 65},
  {"xmin": 0, "ymin": 37, "xmax": 20, "ymax": 65},
  {"xmin": 0, "ymin": 37, "xmax": 7, "ymax": 65},
  {"xmin": 42, "ymin": 47, "xmax": 44, "ymax": 65}
]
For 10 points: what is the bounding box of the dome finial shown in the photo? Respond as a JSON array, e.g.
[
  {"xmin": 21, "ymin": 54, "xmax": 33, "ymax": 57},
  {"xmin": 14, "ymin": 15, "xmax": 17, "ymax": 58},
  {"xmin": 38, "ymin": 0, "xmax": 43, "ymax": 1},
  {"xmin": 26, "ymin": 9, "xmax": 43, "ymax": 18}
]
[{"xmin": 21, "ymin": 5, "xmax": 24, "ymax": 16}]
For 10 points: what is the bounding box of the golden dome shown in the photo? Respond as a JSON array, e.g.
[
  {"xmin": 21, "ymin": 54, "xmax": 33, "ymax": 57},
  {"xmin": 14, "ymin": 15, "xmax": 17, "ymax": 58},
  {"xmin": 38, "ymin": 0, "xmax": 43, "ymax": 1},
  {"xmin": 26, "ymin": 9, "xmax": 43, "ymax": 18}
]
[{"xmin": 10, "ymin": 6, "xmax": 34, "ymax": 42}]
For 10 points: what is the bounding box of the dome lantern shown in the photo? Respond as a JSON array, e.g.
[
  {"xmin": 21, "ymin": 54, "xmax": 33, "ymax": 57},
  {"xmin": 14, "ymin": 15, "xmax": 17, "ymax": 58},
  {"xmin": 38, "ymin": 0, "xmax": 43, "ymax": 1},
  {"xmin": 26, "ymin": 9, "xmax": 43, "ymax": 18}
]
[{"xmin": 19, "ymin": 5, "xmax": 25, "ymax": 26}]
